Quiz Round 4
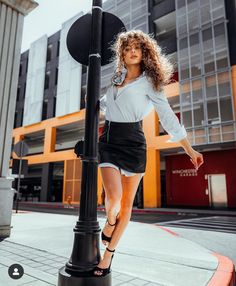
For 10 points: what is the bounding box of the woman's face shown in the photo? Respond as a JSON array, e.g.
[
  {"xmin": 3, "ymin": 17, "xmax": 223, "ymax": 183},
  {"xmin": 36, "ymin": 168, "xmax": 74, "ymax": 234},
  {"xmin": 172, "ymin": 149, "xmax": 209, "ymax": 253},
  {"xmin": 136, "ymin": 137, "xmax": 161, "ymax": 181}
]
[{"xmin": 122, "ymin": 40, "xmax": 142, "ymax": 67}]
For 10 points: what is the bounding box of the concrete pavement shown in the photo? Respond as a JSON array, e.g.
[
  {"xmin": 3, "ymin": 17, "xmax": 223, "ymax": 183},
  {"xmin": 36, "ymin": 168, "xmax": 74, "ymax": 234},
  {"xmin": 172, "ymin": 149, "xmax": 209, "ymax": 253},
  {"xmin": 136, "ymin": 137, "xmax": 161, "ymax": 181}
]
[{"xmin": 0, "ymin": 210, "xmax": 235, "ymax": 286}]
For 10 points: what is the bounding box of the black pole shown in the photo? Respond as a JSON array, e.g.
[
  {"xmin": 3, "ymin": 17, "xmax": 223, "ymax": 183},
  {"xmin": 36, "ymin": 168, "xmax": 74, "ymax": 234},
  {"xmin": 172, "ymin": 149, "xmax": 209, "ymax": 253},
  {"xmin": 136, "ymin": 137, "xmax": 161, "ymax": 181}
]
[
  {"xmin": 15, "ymin": 141, "xmax": 23, "ymax": 213},
  {"xmin": 58, "ymin": 0, "xmax": 112, "ymax": 285}
]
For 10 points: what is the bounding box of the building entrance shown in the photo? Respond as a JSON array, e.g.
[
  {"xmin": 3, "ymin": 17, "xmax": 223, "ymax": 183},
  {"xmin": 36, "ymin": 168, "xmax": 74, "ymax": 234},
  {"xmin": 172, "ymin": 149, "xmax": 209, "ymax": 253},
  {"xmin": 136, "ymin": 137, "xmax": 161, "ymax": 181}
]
[{"xmin": 207, "ymin": 174, "xmax": 228, "ymax": 207}]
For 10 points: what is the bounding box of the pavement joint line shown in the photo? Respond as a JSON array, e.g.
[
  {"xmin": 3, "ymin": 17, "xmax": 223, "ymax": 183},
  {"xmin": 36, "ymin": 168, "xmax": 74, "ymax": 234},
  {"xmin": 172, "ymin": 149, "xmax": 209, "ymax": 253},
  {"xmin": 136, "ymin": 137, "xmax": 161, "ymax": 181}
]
[
  {"xmin": 2, "ymin": 240, "xmax": 218, "ymax": 273},
  {"xmin": 0, "ymin": 261, "xmax": 55, "ymax": 285},
  {"xmin": 0, "ymin": 243, "xmax": 160, "ymax": 285}
]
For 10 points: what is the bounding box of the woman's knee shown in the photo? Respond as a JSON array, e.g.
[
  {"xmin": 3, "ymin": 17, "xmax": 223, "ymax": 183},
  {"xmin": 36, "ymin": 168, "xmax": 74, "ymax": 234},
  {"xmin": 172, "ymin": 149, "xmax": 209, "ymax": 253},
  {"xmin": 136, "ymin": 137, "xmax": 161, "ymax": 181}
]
[
  {"xmin": 105, "ymin": 189, "xmax": 122, "ymax": 202},
  {"xmin": 120, "ymin": 205, "xmax": 133, "ymax": 216}
]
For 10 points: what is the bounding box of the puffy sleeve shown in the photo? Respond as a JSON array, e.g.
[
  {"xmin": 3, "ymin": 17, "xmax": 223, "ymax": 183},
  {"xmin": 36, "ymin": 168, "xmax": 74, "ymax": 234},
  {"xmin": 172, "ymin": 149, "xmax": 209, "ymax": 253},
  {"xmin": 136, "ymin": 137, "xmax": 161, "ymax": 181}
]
[{"xmin": 147, "ymin": 85, "xmax": 187, "ymax": 142}]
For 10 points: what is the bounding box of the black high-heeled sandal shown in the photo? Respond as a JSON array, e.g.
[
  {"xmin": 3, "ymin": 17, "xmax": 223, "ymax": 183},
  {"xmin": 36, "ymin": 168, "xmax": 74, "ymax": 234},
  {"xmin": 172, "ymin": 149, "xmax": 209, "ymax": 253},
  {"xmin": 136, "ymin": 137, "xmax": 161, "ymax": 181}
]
[
  {"xmin": 101, "ymin": 213, "xmax": 119, "ymax": 244},
  {"xmin": 93, "ymin": 247, "xmax": 115, "ymax": 277}
]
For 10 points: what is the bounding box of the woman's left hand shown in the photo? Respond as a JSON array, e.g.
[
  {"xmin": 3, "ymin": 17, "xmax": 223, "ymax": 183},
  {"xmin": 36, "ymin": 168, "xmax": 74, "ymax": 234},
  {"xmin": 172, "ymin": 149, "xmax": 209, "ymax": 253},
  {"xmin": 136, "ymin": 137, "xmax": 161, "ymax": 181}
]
[{"xmin": 188, "ymin": 149, "xmax": 204, "ymax": 170}]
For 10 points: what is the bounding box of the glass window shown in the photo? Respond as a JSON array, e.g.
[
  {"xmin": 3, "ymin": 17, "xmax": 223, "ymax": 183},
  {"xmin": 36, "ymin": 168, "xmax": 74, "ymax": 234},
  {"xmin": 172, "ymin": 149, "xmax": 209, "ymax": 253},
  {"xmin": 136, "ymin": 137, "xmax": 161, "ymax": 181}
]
[
  {"xmin": 17, "ymin": 87, "xmax": 21, "ymax": 101},
  {"xmin": 191, "ymin": 54, "xmax": 201, "ymax": 77},
  {"xmin": 220, "ymin": 97, "xmax": 233, "ymax": 122},
  {"xmin": 200, "ymin": 3, "xmax": 211, "ymax": 25},
  {"xmin": 182, "ymin": 108, "xmax": 193, "ymax": 127},
  {"xmin": 205, "ymin": 75, "xmax": 217, "ymax": 99},
  {"xmin": 44, "ymin": 72, "xmax": 50, "ymax": 90},
  {"xmin": 178, "ymin": 14, "xmax": 187, "ymax": 35},
  {"xmin": 179, "ymin": 37, "xmax": 188, "ymax": 59},
  {"xmin": 202, "ymin": 28, "xmax": 213, "ymax": 51},
  {"xmin": 215, "ymin": 49, "xmax": 228, "ymax": 70},
  {"xmin": 132, "ymin": 0, "xmax": 144, "ymax": 8},
  {"xmin": 203, "ymin": 50, "xmax": 215, "ymax": 73},
  {"xmin": 190, "ymin": 33, "xmax": 199, "ymax": 55},
  {"xmin": 42, "ymin": 99, "xmax": 48, "ymax": 121},
  {"xmin": 222, "ymin": 123, "xmax": 235, "ymax": 141},
  {"xmin": 214, "ymin": 23, "xmax": 227, "ymax": 51},
  {"xmin": 116, "ymin": 1, "xmax": 130, "ymax": 15},
  {"xmin": 188, "ymin": 10, "xmax": 199, "ymax": 32},
  {"xmin": 207, "ymin": 100, "xmax": 219, "ymax": 123},
  {"xmin": 177, "ymin": 0, "xmax": 186, "ymax": 9},
  {"xmin": 193, "ymin": 103, "xmax": 204, "ymax": 127},
  {"xmin": 132, "ymin": 23, "xmax": 147, "ymax": 32},
  {"xmin": 181, "ymin": 91, "xmax": 191, "ymax": 106},
  {"xmin": 190, "ymin": 33, "xmax": 201, "ymax": 77},
  {"xmin": 211, "ymin": 0, "xmax": 225, "ymax": 20},
  {"xmin": 200, "ymin": 0, "xmax": 210, "ymax": 6},
  {"xmin": 120, "ymin": 13, "xmax": 130, "ymax": 25},
  {"xmin": 132, "ymin": 4, "xmax": 147, "ymax": 19},
  {"xmin": 180, "ymin": 60, "xmax": 190, "ymax": 80},
  {"xmin": 192, "ymin": 79, "xmax": 203, "ymax": 102},
  {"xmin": 218, "ymin": 72, "xmax": 231, "ymax": 97},
  {"xmin": 194, "ymin": 128, "xmax": 207, "ymax": 144},
  {"xmin": 202, "ymin": 28, "xmax": 215, "ymax": 73},
  {"xmin": 209, "ymin": 125, "xmax": 221, "ymax": 142},
  {"xmin": 187, "ymin": 0, "xmax": 198, "ymax": 12},
  {"xmin": 46, "ymin": 45, "xmax": 52, "ymax": 62},
  {"xmin": 132, "ymin": 15, "xmax": 147, "ymax": 29}
]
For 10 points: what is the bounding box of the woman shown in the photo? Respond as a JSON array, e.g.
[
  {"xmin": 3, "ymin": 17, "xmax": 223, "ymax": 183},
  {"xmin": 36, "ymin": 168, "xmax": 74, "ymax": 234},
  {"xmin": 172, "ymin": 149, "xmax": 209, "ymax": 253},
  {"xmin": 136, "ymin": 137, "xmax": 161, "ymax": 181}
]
[{"xmin": 93, "ymin": 30, "xmax": 204, "ymax": 276}]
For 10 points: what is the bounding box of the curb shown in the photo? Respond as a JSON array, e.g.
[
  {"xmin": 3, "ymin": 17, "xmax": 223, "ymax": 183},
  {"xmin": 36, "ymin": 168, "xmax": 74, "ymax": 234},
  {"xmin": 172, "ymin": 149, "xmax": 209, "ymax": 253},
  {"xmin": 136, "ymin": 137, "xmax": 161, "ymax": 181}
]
[
  {"xmin": 208, "ymin": 253, "xmax": 235, "ymax": 286},
  {"xmin": 15, "ymin": 202, "xmax": 236, "ymax": 217},
  {"xmin": 155, "ymin": 225, "xmax": 236, "ymax": 286}
]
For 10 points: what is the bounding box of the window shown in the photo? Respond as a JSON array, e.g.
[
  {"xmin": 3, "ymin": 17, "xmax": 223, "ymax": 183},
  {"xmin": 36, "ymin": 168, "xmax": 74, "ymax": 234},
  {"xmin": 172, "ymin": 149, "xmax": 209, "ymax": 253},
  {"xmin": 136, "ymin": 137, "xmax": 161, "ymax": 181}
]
[
  {"xmin": 42, "ymin": 99, "xmax": 48, "ymax": 120},
  {"xmin": 205, "ymin": 75, "xmax": 217, "ymax": 99},
  {"xmin": 17, "ymin": 87, "xmax": 21, "ymax": 101},
  {"xmin": 46, "ymin": 44, "xmax": 52, "ymax": 62},
  {"xmin": 193, "ymin": 103, "xmax": 204, "ymax": 127},
  {"xmin": 192, "ymin": 79, "xmax": 203, "ymax": 102},
  {"xmin": 44, "ymin": 72, "xmax": 50, "ymax": 90},
  {"xmin": 182, "ymin": 109, "xmax": 192, "ymax": 127},
  {"xmin": 56, "ymin": 41, "xmax": 60, "ymax": 57},
  {"xmin": 220, "ymin": 98, "xmax": 233, "ymax": 122},
  {"xmin": 55, "ymin": 68, "xmax": 58, "ymax": 86},
  {"xmin": 19, "ymin": 62, "xmax": 23, "ymax": 76},
  {"xmin": 207, "ymin": 101, "xmax": 219, "ymax": 123},
  {"xmin": 218, "ymin": 71, "xmax": 231, "ymax": 97}
]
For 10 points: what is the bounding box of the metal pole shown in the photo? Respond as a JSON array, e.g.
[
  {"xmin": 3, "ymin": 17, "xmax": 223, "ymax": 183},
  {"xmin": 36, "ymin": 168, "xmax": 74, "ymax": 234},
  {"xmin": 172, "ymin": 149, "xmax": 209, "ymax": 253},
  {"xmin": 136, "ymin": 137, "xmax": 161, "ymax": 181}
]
[
  {"xmin": 58, "ymin": 0, "xmax": 111, "ymax": 284},
  {"xmin": 15, "ymin": 141, "xmax": 23, "ymax": 213}
]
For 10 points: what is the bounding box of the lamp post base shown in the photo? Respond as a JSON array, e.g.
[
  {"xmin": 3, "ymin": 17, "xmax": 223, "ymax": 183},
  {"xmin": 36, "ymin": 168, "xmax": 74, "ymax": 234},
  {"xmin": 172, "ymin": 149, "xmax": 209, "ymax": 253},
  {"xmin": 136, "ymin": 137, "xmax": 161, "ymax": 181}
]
[{"xmin": 58, "ymin": 266, "xmax": 112, "ymax": 286}]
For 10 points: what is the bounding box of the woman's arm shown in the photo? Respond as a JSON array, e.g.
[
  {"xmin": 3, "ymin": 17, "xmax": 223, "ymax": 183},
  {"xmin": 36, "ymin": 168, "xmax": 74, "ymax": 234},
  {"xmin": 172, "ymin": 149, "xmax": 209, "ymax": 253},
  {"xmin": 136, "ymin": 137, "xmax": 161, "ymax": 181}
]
[
  {"xmin": 179, "ymin": 137, "xmax": 204, "ymax": 170},
  {"xmin": 147, "ymin": 86, "xmax": 204, "ymax": 170}
]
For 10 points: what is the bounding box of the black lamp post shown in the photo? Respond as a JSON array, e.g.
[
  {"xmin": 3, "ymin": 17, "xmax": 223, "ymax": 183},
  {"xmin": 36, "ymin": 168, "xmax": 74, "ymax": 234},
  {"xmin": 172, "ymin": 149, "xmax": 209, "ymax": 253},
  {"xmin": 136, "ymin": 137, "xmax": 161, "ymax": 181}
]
[{"xmin": 58, "ymin": 1, "xmax": 125, "ymax": 285}]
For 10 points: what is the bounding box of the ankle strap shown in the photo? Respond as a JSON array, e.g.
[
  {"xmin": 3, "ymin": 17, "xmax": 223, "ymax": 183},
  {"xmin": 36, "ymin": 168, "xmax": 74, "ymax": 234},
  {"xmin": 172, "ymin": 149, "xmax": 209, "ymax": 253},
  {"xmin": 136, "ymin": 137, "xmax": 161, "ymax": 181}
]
[
  {"xmin": 107, "ymin": 219, "xmax": 116, "ymax": 226},
  {"xmin": 107, "ymin": 212, "xmax": 119, "ymax": 226},
  {"xmin": 106, "ymin": 247, "xmax": 115, "ymax": 253}
]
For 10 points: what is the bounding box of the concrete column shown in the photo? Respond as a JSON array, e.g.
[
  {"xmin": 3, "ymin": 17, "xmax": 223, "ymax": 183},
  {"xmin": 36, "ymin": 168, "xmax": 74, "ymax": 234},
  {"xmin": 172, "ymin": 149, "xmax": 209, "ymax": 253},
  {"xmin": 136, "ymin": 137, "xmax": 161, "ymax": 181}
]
[
  {"xmin": 40, "ymin": 163, "xmax": 54, "ymax": 202},
  {"xmin": 0, "ymin": 0, "xmax": 38, "ymax": 240}
]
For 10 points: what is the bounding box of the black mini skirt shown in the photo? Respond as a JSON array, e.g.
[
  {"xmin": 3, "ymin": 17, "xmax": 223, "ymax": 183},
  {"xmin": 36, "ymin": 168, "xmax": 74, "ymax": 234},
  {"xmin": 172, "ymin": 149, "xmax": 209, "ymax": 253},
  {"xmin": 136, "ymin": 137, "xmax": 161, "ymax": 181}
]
[{"xmin": 98, "ymin": 120, "xmax": 147, "ymax": 173}]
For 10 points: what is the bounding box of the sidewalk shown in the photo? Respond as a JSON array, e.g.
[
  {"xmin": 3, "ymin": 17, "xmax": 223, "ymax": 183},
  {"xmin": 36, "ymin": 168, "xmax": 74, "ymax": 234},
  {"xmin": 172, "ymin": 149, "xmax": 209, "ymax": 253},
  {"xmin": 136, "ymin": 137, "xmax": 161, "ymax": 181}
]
[{"xmin": 0, "ymin": 210, "xmax": 235, "ymax": 286}]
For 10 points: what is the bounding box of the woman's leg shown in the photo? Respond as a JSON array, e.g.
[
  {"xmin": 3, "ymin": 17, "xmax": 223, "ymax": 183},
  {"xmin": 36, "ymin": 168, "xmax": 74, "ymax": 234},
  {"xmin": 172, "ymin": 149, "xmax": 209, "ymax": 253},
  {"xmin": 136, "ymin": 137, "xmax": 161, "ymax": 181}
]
[
  {"xmin": 94, "ymin": 173, "xmax": 142, "ymax": 275},
  {"xmin": 100, "ymin": 167, "xmax": 123, "ymax": 245}
]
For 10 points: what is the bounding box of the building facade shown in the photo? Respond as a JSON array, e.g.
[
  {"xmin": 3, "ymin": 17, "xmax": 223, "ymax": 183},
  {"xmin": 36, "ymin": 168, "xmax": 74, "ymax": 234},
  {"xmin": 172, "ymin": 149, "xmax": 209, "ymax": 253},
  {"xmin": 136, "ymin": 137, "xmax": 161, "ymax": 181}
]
[{"xmin": 11, "ymin": 0, "xmax": 236, "ymax": 208}]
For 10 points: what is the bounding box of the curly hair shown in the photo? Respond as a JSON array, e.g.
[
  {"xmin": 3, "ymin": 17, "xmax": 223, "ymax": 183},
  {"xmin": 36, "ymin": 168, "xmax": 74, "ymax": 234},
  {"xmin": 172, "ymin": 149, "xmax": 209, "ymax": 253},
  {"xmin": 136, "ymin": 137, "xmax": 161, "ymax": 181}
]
[{"xmin": 110, "ymin": 30, "xmax": 174, "ymax": 91}]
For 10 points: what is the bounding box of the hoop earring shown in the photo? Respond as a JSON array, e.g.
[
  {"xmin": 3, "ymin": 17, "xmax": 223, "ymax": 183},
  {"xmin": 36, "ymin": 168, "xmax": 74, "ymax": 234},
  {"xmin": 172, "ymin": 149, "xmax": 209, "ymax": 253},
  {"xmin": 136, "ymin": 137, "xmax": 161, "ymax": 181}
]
[{"xmin": 111, "ymin": 71, "xmax": 123, "ymax": 85}]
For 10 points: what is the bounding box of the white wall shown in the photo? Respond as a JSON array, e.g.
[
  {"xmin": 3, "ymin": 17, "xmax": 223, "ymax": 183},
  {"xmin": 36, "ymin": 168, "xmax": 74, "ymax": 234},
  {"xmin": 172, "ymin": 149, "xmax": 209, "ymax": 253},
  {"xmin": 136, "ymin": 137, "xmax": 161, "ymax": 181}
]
[
  {"xmin": 23, "ymin": 35, "xmax": 47, "ymax": 126},
  {"xmin": 56, "ymin": 13, "xmax": 83, "ymax": 117}
]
